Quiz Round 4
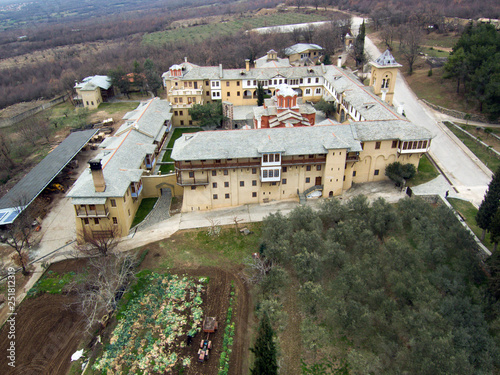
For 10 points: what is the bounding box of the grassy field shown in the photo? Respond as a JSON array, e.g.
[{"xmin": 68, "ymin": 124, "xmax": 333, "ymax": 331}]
[
  {"xmin": 443, "ymin": 121, "xmax": 500, "ymax": 172},
  {"xmin": 96, "ymin": 101, "xmax": 140, "ymax": 114},
  {"xmin": 143, "ymin": 13, "xmax": 330, "ymax": 45},
  {"xmin": 447, "ymin": 197, "xmax": 493, "ymax": 251},
  {"xmin": 130, "ymin": 197, "xmax": 158, "ymax": 228},
  {"xmin": 408, "ymin": 154, "xmax": 440, "ymax": 186},
  {"xmin": 144, "ymin": 223, "xmax": 262, "ymax": 271}
]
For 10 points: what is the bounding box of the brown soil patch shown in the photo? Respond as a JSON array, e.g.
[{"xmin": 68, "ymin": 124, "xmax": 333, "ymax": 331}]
[
  {"xmin": 0, "ymin": 258, "xmax": 89, "ymax": 375},
  {"xmin": 138, "ymin": 247, "xmax": 251, "ymax": 375}
]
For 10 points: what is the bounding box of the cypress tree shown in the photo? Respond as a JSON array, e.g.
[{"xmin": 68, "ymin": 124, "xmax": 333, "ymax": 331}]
[
  {"xmin": 250, "ymin": 313, "xmax": 278, "ymax": 375},
  {"xmin": 354, "ymin": 21, "xmax": 366, "ymax": 67},
  {"xmin": 476, "ymin": 167, "xmax": 500, "ymax": 240},
  {"xmin": 257, "ymin": 82, "xmax": 265, "ymax": 107}
]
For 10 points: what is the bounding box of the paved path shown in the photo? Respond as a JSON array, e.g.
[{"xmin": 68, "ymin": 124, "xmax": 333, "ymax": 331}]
[
  {"xmin": 134, "ymin": 188, "xmax": 172, "ymax": 231},
  {"xmin": 362, "ymin": 34, "xmax": 491, "ymax": 207}
]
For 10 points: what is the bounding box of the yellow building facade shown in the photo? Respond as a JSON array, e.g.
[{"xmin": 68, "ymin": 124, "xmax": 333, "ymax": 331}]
[{"xmin": 171, "ymin": 123, "xmax": 431, "ymax": 212}]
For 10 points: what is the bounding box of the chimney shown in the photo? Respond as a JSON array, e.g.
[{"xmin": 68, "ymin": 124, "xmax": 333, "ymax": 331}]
[
  {"xmin": 245, "ymin": 59, "xmax": 250, "ymax": 72},
  {"xmin": 89, "ymin": 158, "xmax": 106, "ymax": 192},
  {"xmin": 184, "ymin": 56, "xmax": 188, "ymax": 63},
  {"xmin": 219, "ymin": 64, "xmax": 223, "ymax": 78},
  {"xmin": 337, "ymin": 56, "xmax": 342, "ymax": 68}
]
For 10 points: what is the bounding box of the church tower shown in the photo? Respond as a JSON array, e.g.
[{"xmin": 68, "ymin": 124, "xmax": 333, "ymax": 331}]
[{"xmin": 369, "ymin": 50, "xmax": 402, "ymax": 106}]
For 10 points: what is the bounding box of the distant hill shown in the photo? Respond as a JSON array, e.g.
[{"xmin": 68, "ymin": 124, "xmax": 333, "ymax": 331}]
[{"xmin": 334, "ymin": 0, "xmax": 500, "ymax": 19}]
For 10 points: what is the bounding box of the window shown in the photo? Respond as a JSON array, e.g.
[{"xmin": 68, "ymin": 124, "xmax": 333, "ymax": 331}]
[
  {"xmin": 252, "ymin": 168, "xmax": 257, "ymax": 174},
  {"xmin": 275, "ymin": 154, "xmax": 280, "ymax": 162},
  {"xmin": 353, "ymin": 171, "xmax": 356, "ymax": 177},
  {"xmin": 300, "ymin": 78, "xmax": 303, "ymax": 84},
  {"xmin": 283, "ymin": 166, "xmax": 287, "ymax": 173},
  {"xmin": 83, "ymin": 218, "xmax": 89, "ymax": 225},
  {"xmin": 206, "ymin": 91, "xmax": 209, "ymax": 96},
  {"xmin": 263, "ymin": 154, "xmax": 268, "ymax": 162},
  {"xmin": 316, "ymin": 165, "xmax": 321, "ymax": 171},
  {"xmin": 213, "ymin": 194, "xmax": 218, "ymax": 199},
  {"xmin": 252, "ymin": 192, "xmax": 257, "ymax": 197},
  {"xmin": 309, "ymin": 154, "xmax": 314, "ymax": 158},
  {"xmin": 237, "ymin": 91, "xmax": 240, "ymax": 96},
  {"xmin": 268, "ymin": 170, "xmax": 274, "ymax": 177},
  {"xmin": 392, "ymin": 140, "xmax": 398, "ymax": 148},
  {"xmin": 128, "ymin": 209, "xmax": 130, "ymax": 216},
  {"xmin": 189, "ymin": 120, "xmax": 193, "ymax": 125},
  {"xmin": 306, "ymin": 166, "xmax": 311, "ymax": 171},
  {"xmin": 240, "ymin": 181, "xmax": 244, "ymax": 187},
  {"xmin": 360, "ymin": 142, "xmax": 364, "ymax": 150},
  {"xmin": 226, "ymin": 82, "xmax": 230, "ymax": 87},
  {"xmin": 94, "ymin": 218, "xmax": 99, "ymax": 225},
  {"xmin": 110, "ymin": 199, "xmax": 116, "ymax": 207},
  {"xmin": 315, "ymin": 77, "xmax": 319, "ymax": 83},
  {"xmin": 252, "ymin": 180, "xmax": 257, "ymax": 186},
  {"xmin": 179, "ymin": 98, "xmax": 183, "ymax": 103},
  {"xmin": 374, "ymin": 169, "xmax": 379, "ymax": 176},
  {"xmin": 206, "ymin": 81, "xmax": 209, "ymax": 85},
  {"xmin": 225, "ymin": 193, "xmax": 230, "ymax": 199},
  {"xmin": 91, "ymin": 101, "xmax": 94, "ymax": 106},
  {"xmin": 282, "ymin": 178, "xmax": 287, "ymax": 184},
  {"xmin": 263, "ymin": 170, "xmax": 268, "ymax": 178},
  {"xmin": 306, "ymin": 177, "xmax": 310, "ymax": 183},
  {"xmin": 315, "ymin": 88, "xmax": 321, "ymax": 94},
  {"xmin": 308, "ymin": 78, "xmax": 311, "ymax": 83},
  {"xmin": 224, "ymin": 181, "xmax": 229, "ymax": 188},
  {"xmin": 191, "ymin": 186, "xmax": 196, "ymax": 190},
  {"xmin": 179, "ymin": 111, "xmax": 183, "ymax": 116},
  {"xmin": 212, "ymin": 182, "xmax": 217, "ymax": 188},
  {"xmin": 227, "ymin": 92, "xmax": 230, "ymax": 97},
  {"xmin": 305, "ymin": 89, "xmax": 311, "ymax": 95},
  {"xmin": 189, "ymin": 171, "xmax": 194, "ymax": 178},
  {"xmin": 212, "ymin": 170, "xmax": 216, "ymax": 176},
  {"xmin": 375, "ymin": 141, "xmax": 381, "ymax": 149},
  {"xmin": 174, "ymin": 111, "xmax": 178, "ymax": 116},
  {"xmin": 112, "ymin": 217, "xmax": 118, "ymax": 225},
  {"xmin": 224, "ymin": 170, "xmax": 228, "ymax": 176}
]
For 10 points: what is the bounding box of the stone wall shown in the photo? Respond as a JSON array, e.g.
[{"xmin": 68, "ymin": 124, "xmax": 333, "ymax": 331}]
[{"xmin": 421, "ymin": 99, "xmax": 495, "ymax": 124}]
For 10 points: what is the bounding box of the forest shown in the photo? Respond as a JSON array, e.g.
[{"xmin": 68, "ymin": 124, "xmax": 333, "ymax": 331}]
[{"xmin": 252, "ymin": 196, "xmax": 500, "ymax": 374}]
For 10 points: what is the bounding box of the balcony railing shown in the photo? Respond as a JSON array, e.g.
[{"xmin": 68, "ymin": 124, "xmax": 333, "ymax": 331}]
[
  {"xmin": 281, "ymin": 157, "xmax": 327, "ymax": 166},
  {"xmin": 176, "ymin": 160, "xmax": 260, "ymax": 171},
  {"xmin": 176, "ymin": 174, "xmax": 209, "ymax": 186},
  {"xmin": 169, "ymin": 88, "xmax": 203, "ymax": 95},
  {"xmin": 346, "ymin": 155, "xmax": 359, "ymax": 162},
  {"xmin": 398, "ymin": 147, "xmax": 429, "ymax": 154},
  {"xmin": 131, "ymin": 184, "xmax": 143, "ymax": 198},
  {"xmin": 76, "ymin": 207, "xmax": 109, "ymax": 218}
]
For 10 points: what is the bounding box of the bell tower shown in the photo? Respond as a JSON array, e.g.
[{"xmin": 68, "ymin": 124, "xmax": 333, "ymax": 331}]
[{"xmin": 369, "ymin": 49, "xmax": 402, "ymax": 106}]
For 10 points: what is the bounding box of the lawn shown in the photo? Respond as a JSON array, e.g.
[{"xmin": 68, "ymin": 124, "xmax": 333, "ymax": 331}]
[
  {"xmin": 447, "ymin": 197, "xmax": 493, "ymax": 251},
  {"xmin": 131, "ymin": 197, "xmax": 158, "ymax": 228},
  {"xmin": 408, "ymin": 154, "xmax": 439, "ymax": 186},
  {"xmin": 96, "ymin": 101, "xmax": 140, "ymax": 114},
  {"xmin": 145, "ymin": 223, "xmax": 262, "ymax": 271},
  {"xmin": 443, "ymin": 121, "xmax": 500, "ymax": 172},
  {"xmin": 160, "ymin": 127, "xmax": 202, "ymax": 174},
  {"xmin": 143, "ymin": 13, "xmax": 330, "ymax": 45}
]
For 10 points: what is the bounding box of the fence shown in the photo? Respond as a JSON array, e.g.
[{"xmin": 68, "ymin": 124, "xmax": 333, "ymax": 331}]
[
  {"xmin": 0, "ymin": 94, "xmax": 70, "ymax": 128},
  {"xmin": 421, "ymin": 99, "xmax": 494, "ymax": 124}
]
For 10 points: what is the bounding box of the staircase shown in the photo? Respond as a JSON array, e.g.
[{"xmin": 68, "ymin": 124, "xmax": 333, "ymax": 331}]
[{"xmin": 297, "ymin": 185, "xmax": 323, "ymax": 204}]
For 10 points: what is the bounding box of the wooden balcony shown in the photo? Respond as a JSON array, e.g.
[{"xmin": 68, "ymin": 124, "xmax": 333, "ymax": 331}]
[
  {"xmin": 282, "ymin": 157, "xmax": 327, "ymax": 166},
  {"xmin": 175, "ymin": 160, "xmax": 260, "ymax": 171},
  {"xmin": 76, "ymin": 207, "xmax": 109, "ymax": 218},
  {"xmin": 176, "ymin": 173, "xmax": 209, "ymax": 186}
]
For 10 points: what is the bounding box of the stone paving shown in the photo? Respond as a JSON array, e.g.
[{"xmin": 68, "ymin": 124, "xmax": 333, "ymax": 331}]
[{"xmin": 134, "ymin": 188, "xmax": 172, "ymax": 231}]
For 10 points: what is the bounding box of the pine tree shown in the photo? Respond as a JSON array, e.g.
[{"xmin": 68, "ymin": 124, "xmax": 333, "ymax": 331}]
[
  {"xmin": 476, "ymin": 167, "xmax": 500, "ymax": 240},
  {"xmin": 251, "ymin": 313, "xmax": 278, "ymax": 375},
  {"xmin": 490, "ymin": 208, "xmax": 500, "ymax": 251},
  {"xmin": 323, "ymin": 54, "xmax": 331, "ymax": 65}
]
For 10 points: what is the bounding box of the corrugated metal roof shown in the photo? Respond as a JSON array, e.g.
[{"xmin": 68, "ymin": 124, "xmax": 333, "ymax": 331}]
[{"xmin": 0, "ymin": 129, "xmax": 97, "ymax": 225}]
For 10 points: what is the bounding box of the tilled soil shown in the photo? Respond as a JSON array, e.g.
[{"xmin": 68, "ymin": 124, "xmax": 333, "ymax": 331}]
[{"xmin": 0, "ymin": 256, "xmax": 251, "ymax": 375}]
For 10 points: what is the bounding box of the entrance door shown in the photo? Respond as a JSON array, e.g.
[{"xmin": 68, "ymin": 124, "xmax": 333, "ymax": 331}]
[{"xmin": 315, "ymin": 177, "xmax": 322, "ymax": 185}]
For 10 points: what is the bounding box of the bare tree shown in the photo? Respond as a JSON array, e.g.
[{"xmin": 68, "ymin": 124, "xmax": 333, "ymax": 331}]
[
  {"xmin": 69, "ymin": 252, "xmax": 138, "ymax": 334},
  {"xmin": 380, "ymin": 25, "xmax": 396, "ymax": 50},
  {"xmin": 207, "ymin": 217, "xmax": 221, "ymax": 237},
  {"xmin": 243, "ymin": 254, "xmax": 275, "ymax": 284},
  {"xmin": 76, "ymin": 225, "xmax": 121, "ymax": 257},
  {"xmin": 2, "ymin": 199, "xmax": 38, "ymax": 276},
  {"xmin": 233, "ymin": 216, "xmax": 243, "ymax": 234},
  {"xmin": 399, "ymin": 23, "xmax": 423, "ymax": 74},
  {"xmin": 0, "ymin": 132, "xmax": 15, "ymax": 169}
]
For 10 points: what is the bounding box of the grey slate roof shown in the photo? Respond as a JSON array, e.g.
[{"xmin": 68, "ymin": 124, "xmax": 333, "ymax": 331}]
[
  {"xmin": 67, "ymin": 99, "xmax": 171, "ymax": 201},
  {"xmin": 75, "ymin": 75, "xmax": 112, "ymax": 90},
  {"xmin": 371, "ymin": 50, "xmax": 402, "ymax": 68},
  {"xmin": 351, "ymin": 120, "xmax": 433, "ymax": 141},
  {"xmin": 284, "ymin": 43, "xmax": 323, "ymax": 55},
  {"xmin": 0, "ymin": 129, "xmax": 97, "ymax": 225},
  {"xmin": 171, "ymin": 125, "xmax": 362, "ymax": 161}
]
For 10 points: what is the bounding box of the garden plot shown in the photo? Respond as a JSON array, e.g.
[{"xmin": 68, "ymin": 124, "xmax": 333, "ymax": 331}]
[{"xmin": 93, "ymin": 272, "xmax": 208, "ymax": 374}]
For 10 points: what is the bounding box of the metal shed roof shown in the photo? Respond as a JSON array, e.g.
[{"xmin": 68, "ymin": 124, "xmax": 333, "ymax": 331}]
[{"xmin": 0, "ymin": 129, "xmax": 97, "ymax": 225}]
